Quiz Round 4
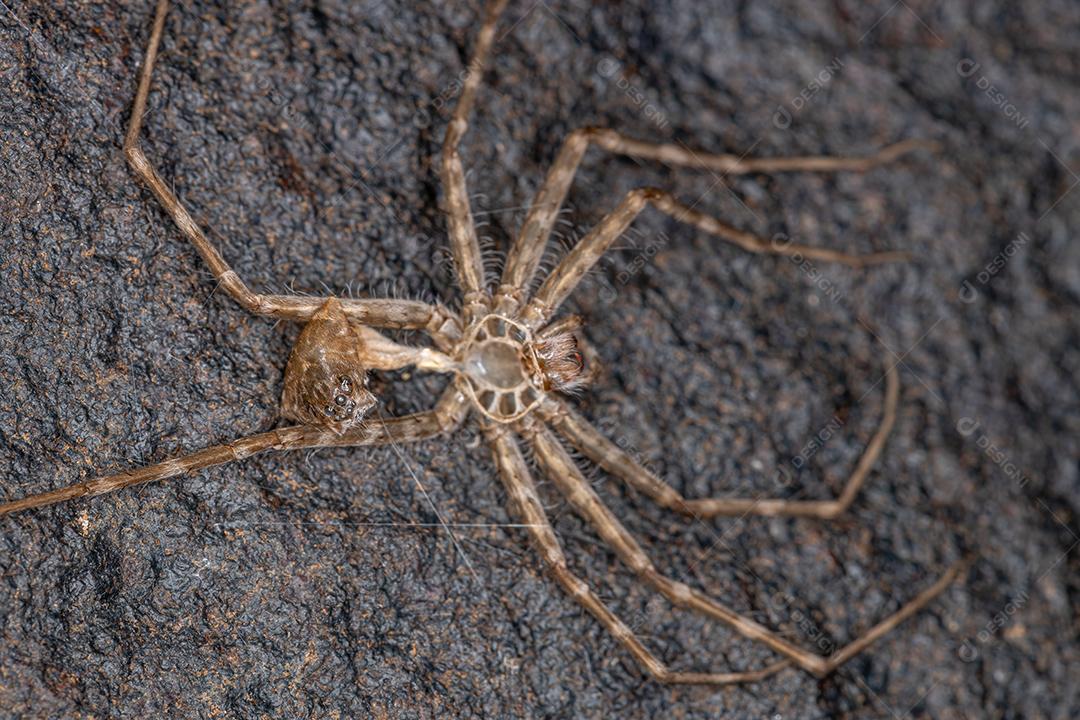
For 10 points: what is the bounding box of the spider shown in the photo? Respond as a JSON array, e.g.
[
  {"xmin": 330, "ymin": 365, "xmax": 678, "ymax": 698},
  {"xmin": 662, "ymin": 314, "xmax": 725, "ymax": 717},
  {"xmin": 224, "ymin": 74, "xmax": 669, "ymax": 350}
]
[{"xmin": 0, "ymin": 0, "xmax": 962, "ymax": 685}]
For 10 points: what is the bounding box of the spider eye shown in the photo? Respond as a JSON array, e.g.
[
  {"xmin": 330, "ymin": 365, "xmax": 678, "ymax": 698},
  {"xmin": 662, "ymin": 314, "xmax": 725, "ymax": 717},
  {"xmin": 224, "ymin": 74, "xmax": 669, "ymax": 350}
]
[
  {"xmin": 334, "ymin": 394, "xmax": 348, "ymax": 406},
  {"xmin": 324, "ymin": 405, "xmax": 336, "ymax": 416},
  {"xmin": 338, "ymin": 376, "xmax": 352, "ymax": 392}
]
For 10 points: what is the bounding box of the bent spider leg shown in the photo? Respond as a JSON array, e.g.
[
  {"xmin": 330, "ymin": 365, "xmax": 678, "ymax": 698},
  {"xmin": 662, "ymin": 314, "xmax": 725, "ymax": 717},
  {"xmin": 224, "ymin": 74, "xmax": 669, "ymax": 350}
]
[
  {"xmin": 0, "ymin": 389, "xmax": 469, "ymax": 518},
  {"xmin": 483, "ymin": 423, "xmax": 791, "ymax": 684},
  {"xmin": 323, "ymin": 386, "xmax": 470, "ymax": 448},
  {"xmin": 518, "ymin": 187, "xmax": 905, "ymax": 329},
  {"xmin": 351, "ymin": 323, "xmax": 458, "ymax": 374},
  {"xmin": 494, "ymin": 126, "xmax": 931, "ymax": 312},
  {"xmin": 125, "ymin": 0, "xmax": 459, "ymax": 343},
  {"xmin": 439, "ymin": 0, "xmax": 511, "ymax": 321},
  {"xmin": 539, "ymin": 360, "xmax": 900, "ymax": 520},
  {"xmin": 521, "ymin": 417, "xmax": 962, "ymax": 677}
]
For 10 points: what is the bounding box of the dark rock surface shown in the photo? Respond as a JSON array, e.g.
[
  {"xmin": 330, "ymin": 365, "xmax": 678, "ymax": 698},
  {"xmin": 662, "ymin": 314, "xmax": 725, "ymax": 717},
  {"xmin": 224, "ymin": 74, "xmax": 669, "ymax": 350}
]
[{"xmin": 1, "ymin": 1, "xmax": 1077, "ymax": 717}]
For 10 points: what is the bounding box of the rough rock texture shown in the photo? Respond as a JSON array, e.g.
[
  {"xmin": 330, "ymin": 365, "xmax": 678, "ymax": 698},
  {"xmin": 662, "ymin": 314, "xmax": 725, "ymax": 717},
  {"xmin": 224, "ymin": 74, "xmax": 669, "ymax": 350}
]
[{"xmin": 0, "ymin": 1, "xmax": 1077, "ymax": 718}]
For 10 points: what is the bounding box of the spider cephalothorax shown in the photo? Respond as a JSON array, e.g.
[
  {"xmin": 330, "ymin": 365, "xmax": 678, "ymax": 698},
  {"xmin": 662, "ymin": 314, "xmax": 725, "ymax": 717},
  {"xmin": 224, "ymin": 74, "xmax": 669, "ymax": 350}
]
[
  {"xmin": 0, "ymin": 0, "xmax": 962, "ymax": 688},
  {"xmin": 281, "ymin": 299, "xmax": 376, "ymax": 433},
  {"xmin": 455, "ymin": 313, "xmax": 587, "ymax": 422}
]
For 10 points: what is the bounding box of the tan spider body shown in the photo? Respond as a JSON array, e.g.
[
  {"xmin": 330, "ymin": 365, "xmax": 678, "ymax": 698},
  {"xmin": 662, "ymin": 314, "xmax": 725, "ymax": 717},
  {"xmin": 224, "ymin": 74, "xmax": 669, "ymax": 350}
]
[{"xmin": 0, "ymin": 0, "xmax": 963, "ymax": 685}]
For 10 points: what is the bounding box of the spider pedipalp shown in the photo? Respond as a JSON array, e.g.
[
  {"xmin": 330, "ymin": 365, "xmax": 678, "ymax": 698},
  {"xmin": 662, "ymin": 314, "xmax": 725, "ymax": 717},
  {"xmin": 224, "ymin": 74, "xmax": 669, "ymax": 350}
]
[{"xmin": 532, "ymin": 326, "xmax": 587, "ymax": 393}]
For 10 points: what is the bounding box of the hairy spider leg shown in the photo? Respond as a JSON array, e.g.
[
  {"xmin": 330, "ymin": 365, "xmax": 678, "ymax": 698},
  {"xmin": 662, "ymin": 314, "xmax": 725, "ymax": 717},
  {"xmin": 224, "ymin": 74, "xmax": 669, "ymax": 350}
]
[
  {"xmin": 540, "ymin": 356, "xmax": 900, "ymax": 520},
  {"xmin": 494, "ymin": 126, "xmax": 930, "ymax": 314},
  {"xmin": 439, "ymin": 0, "xmax": 512, "ymax": 322},
  {"xmin": 521, "ymin": 415, "xmax": 962, "ymax": 677},
  {"xmin": 484, "ymin": 423, "xmax": 793, "ymax": 684},
  {"xmin": 0, "ymin": 389, "xmax": 469, "ymax": 517},
  {"xmin": 444, "ymin": 0, "xmax": 960, "ymax": 684},
  {"xmin": 517, "ymin": 186, "xmax": 908, "ymax": 329}
]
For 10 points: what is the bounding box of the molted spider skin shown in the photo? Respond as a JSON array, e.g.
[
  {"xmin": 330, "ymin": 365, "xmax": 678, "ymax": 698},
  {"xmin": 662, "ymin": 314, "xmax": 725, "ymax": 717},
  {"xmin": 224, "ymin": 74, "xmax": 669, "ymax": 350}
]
[
  {"xmin": 281, "ymin": 298, "xmax": 377, "ymax": 433},
  {"xmin": 0, "ymin": 0, "xmax": 965, "ymax": 689}
]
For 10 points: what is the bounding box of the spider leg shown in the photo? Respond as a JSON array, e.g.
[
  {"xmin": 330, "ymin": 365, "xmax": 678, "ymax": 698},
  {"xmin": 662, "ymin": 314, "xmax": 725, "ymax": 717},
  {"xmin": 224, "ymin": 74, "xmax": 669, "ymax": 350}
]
[
  {"xmin": 439, "ymin": 0, "xmax": 511, "ymax": 321},
  {"xmin": 540, "ymin": 361, "xmax": 899, "ymax": 520},
  {"xmin": 494, "ymin": 127, "xmax": 931, "ymax": 312},
  {"xmin": 326, "ymin": 386, "xmax": 470, "ymax": 447},
  {"xmin": 124, "ymin": 1, "xmax": 458, "ymax": 341},
  {"xmin": 353, "ymin": 325, "xmax": 458, "ymax": 374},
  {"xmin": 483, "ymin": 423, "xmax": 791, "ymax": 684},
  {"xmin": 521, "ymin": 417, "xmax": 961, "ymax": 677},
  {"xmin": 0, "ymin": 389, "xmax": 468, "ymax": 517},
  {"xmin": 583, "ymin": 127, "xmax": 936, "ymax": 174},
  {"xmin": 517, "ymin": 187, "xmax": 906, "ymax": 329}
]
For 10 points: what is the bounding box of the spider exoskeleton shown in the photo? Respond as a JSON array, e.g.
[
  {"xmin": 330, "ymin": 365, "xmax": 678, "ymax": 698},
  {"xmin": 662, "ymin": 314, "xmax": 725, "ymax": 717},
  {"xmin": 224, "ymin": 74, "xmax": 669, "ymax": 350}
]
[{"xmin": 0, "ymin": 0, "xmax": 963, "ymax": 685}]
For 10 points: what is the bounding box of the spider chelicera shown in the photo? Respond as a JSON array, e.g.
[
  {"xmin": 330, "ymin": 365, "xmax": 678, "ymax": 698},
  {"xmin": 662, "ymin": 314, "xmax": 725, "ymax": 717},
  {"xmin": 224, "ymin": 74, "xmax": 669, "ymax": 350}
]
[{"xmin": 0, "ymin": 0, "xmax": 961, "ymax": 684}]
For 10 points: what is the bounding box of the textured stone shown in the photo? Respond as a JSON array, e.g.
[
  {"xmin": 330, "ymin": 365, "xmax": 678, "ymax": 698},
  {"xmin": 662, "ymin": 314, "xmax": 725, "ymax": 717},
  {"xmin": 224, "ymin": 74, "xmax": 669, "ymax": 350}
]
[{"xmin": 0, "ymin": 1, "xmax": 1077, "ymax": 717}]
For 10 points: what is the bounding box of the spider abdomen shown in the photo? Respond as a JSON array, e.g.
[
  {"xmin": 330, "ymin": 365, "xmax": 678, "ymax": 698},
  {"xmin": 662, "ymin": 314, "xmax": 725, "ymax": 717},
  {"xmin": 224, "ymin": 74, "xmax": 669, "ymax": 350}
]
[{"xmin": 281, "ymin": 299, "xmax": 377, "ymax": 432}]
